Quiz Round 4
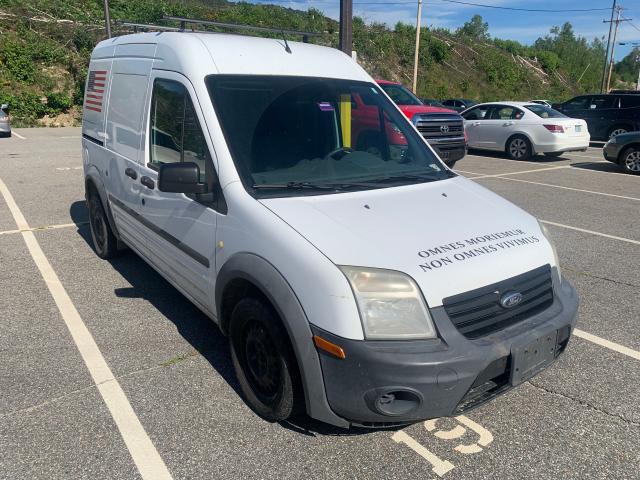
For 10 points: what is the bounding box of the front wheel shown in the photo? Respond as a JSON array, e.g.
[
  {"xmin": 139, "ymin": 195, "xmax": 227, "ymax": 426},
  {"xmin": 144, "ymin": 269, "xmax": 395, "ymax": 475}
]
[
  {"xmin": 620, "ymin": 147, "xmax": 640, "ymax": 175},
  {"xmin": 229, "ymin": 297, "xmax": 302, "ymax": 422},
  {"xmin": 506, "ymin": 135, "xmax": 532, "ymax": 160}
]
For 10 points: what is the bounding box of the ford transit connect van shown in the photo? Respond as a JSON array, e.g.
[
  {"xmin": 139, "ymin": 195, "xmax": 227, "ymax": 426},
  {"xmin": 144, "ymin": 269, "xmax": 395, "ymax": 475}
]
[{"xmin": 82, "ymin": 32, "xmax": 578, "ymax": 428}]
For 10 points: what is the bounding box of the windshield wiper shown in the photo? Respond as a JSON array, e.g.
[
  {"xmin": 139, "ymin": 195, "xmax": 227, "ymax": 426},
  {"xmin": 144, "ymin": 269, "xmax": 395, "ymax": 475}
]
[
  {"xmin": 252, "ymin": 181, "xmax": 337, "ymax": 190},
  {"xmin": 359, "ymin": 172, "xmax": 455, "ymax": 184}
]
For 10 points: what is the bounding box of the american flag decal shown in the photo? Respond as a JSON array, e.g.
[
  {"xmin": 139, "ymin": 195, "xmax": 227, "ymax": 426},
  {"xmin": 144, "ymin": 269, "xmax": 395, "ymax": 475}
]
[{"xmin": 85, "ymin": 70, "xmax": 107, "ymax": 112}]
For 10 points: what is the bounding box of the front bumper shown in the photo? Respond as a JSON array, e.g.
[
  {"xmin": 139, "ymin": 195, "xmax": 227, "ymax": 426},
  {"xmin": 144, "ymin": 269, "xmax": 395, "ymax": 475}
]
[
  {"xmin": 603, "ymin": 142, "xmax": 621, "ymax": 163},
  {"xmin": 0, "ymin": 123, "xmax": 11, "ymax": 135},
  {"xmin": 313, "ymin": 273, "xmax": 578, "ymax": 427}
]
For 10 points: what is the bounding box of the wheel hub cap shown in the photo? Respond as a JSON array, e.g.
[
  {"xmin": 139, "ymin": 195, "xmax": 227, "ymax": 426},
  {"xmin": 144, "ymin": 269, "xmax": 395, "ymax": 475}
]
[{"xmin": 625, "ymin": 151, "xmax": 640, "ymax": 172}]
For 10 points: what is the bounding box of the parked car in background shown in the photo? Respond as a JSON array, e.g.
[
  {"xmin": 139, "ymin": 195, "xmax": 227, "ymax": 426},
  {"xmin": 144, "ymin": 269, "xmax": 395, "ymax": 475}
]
[
  {"xmin": 376, "ymin": 80, "xmax": 467, "ymax": 167},
  {"xmin": 461, "ymin": 102, "xmax": 589, "ymax": 160},
  {"xmin": 529, "ymin": 100, "xmax": 552, "ymax": 108},
  {"xmin": 552, "ymin": 94, "xmax": 640, "ymax": 141},
  {"xmin": 421, "ymin": 98, "xmax": 447, "ymax": 108},
  {"xmin": 0, "ymin": 104, "xmax": 11, "ymax": 137},
  {"xmin": 603, "ymin": 131, "xmax": 640, "ymax": 175},
  {"xmin": 442, "ymin": 98, "xmax": 477, "ymax": 112}
]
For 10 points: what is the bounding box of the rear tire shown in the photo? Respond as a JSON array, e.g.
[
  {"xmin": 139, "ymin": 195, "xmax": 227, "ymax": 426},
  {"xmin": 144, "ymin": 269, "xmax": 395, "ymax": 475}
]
[
  {"xmin": 229, "ymin": 297, "xmax": 302, "ymax": 422},
  {"xmin": 608, "ymin": 126, "xmax": 628, "ymax": 140},
  {"xmin": 506, "ymin": 135, "xmax": 532, "ymax": 161},
  {"xmin": 87, "ymin": 193, "xmax": 118, "ymax": 259},
  {"xmin": 620, "ymin": 146, "xmax": 640, "ymax": 175}
]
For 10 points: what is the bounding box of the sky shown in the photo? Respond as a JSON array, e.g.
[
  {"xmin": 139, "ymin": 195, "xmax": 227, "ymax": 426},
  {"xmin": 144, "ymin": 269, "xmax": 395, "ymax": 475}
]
[{"xmin": 242, "ymin": 0, "xmax": 640, "ymax": 61}]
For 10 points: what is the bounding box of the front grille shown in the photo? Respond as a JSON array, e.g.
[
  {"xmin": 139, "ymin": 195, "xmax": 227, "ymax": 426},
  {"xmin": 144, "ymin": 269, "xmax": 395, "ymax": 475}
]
[
  {"xmin": 443, "ymin": 265, "xmax": 554, "ymax": 339},
  {"xmin": 414, "ymin": 114, "xmax": 464, "ymax": 139}
]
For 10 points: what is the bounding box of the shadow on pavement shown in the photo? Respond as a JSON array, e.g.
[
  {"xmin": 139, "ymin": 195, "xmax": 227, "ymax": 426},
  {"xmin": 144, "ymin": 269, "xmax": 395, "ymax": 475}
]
[
  {"xmin": 69, "ymin": 200, "xmax": 392, "ymax": 437},
  {"xmin": 570, "ymin": 161, "xmax": 625, "ymax": 174},
  {"xmin": 466, "ymin": 149, "xmax": 567, "ymax": 163}
]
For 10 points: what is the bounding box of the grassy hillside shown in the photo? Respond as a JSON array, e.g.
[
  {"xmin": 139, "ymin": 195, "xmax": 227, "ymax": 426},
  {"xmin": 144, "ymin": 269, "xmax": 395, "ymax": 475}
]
[{"xmin": 0, "ymin": 0, "xmax": 611, "ymax": 126}]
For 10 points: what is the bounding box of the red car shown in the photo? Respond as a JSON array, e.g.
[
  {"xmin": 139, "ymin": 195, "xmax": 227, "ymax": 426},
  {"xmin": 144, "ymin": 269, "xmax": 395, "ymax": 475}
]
[{"xmin": 375, "ymin": 80, "xmax": 467, "ymax": 167}]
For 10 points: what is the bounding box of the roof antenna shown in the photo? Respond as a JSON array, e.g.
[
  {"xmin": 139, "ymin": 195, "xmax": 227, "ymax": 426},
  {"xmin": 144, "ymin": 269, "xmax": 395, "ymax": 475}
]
[{"xmin": 281, "ymin": 29, "xmax": 292, "ymax": 54}]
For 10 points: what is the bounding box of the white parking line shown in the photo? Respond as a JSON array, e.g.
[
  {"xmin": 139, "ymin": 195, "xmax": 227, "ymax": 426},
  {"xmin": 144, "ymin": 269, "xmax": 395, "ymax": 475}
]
[
  {"xmin": 574, "ymin": 329, "xmax": 640, "ymax": 361},
  {"xmin": 0, "ymin": 221, "xmax": 88, "ymax": 236},
  {"xmin": 459, "ymin": 165, "xmax": 569, "ymax": 179},
  {"xmin": 462, "ymin": 172, "xmax": 640, "ymax": 202},
  {"xmin": 0, "ymin": 176, "xmax": 173, "ymax": 480},
  {"xmin": 540, "ymin": 220, "xmax": 640, "ymax": 245},
  {"xmin": 11, "ymin": 131, "xmax": 26, "ymax": 140}
]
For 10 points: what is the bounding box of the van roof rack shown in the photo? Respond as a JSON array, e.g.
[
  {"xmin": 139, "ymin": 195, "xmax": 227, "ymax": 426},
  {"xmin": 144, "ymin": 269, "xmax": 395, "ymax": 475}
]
[{"xmin": 115, "ymin": 16, "xmax": 320, "ymax": 43}]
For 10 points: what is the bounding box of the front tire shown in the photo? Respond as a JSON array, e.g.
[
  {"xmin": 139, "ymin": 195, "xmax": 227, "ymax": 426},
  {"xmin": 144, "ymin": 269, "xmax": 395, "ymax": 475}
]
[
  {"xmin": 87, "ymin": 193, "xmax": 118, "ymax": 259},
  {"xmin": 229, "ymin": 297, "xmax": 302, "ymax": 422},
  {"xmin": 506, "ymin": 135, "xmax": 532, "ymax": 160},
  {"xmin": 620, "ymin": 146, "xmax": 640, "ymax": 175}
]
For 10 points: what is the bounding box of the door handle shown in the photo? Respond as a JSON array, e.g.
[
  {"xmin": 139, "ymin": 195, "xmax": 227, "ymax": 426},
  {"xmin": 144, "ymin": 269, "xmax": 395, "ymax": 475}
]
[
  {"xmin": 503, "ymin": 122, "xmax": 514, "ymax": 126},
  {"xmin": 472, "ymin": 122, "xmax": 480, "ymax": 126},
  {"xmin": 124, "ymin": 167, "xmax": 137, "ymax": 180},
  {"xmin": 140, "ymin": 176, "xmax": 155, "ymax": 190}
]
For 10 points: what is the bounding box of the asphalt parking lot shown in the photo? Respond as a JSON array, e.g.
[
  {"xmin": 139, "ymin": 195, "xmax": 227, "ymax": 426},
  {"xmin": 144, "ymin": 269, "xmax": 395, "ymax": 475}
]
[{"xmin": 1, "ymin": 127, "xmax": 639, "ymax": 480}]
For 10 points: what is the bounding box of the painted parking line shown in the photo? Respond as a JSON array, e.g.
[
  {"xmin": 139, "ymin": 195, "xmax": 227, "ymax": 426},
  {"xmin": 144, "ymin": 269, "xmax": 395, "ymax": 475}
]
[
  {"xmin": 461, "ymin": 171, "xmax": 640, "ymax": 202},
  {"xmin": 573, "ymin": 329, "xmax": 640, "ymax": 361},
  {"xmin": 540, "ymin": 220, "xmax": 640, "ymax": 245},
  {"xmin": 10, "ymin": 131, "xmax": 26, "ymax": 140},
  {"xmin": 458, "ymin": 165, "xmax": 569, "ymax": 179},
  {"xmin": 0, "ymin": 176, "xmax": 173, "ymax": 480},
  {"xmin": 0, "ymin": 221, "xmax": 88, "ymax": 236}
]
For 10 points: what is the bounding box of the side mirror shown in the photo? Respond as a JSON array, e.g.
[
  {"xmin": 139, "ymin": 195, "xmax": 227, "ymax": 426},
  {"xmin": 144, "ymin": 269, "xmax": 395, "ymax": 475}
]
[
  {"xmin": 158, "ymin": 162, "xmax": 208, "ymax": 194},
  {"xmin": 0, "ymin": 104, "xmax": 7, "ymax": 110}
]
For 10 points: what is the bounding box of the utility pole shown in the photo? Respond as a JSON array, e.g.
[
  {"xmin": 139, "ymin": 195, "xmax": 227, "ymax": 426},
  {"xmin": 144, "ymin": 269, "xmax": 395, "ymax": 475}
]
[
  {"xmin": 103, "ymin": 0, "xmax": 112, "ymax": 38},
  {"xmin": 412, "ymin": 0, "xmax": 423, "ymax": 94},
  {"xmin": 605, "ymin": 7, "xmax": 630, "ymax": 92},
  {"xmin": 339, "ymin": 0, "xmax": 353, "ymax": 56},
  {"xmin": 601, "ymin": 0, "xmax": 616, "ymax": 93}
]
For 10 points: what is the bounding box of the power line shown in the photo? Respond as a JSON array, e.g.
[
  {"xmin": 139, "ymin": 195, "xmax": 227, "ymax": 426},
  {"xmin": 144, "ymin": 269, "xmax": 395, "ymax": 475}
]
[
  {"xmin": 621, "ymin": 17, "xmax": 640, "ymax": 34},
  {"xmin": 351, "ymin": 0, "xmax": 612, "ymax": 11}
]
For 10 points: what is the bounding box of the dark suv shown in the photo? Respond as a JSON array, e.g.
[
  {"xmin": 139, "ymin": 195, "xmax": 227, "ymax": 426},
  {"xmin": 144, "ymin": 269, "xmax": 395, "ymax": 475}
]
[{"xmin": 552, "ymin": 94, "xmax": 640, "ymax": 141}]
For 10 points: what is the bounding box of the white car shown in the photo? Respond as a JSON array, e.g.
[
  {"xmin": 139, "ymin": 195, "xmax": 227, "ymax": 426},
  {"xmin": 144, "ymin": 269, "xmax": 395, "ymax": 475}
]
[
  {"xmin": 462, "ymin": 101, "xmax": 590, "ymax": 160},
  {"xmin": 0, "ymin": 104, "xmax": 11, "ymax": 137},
  {"xmin": 82, "ymin": 31, "xmax": 577, "ymax": 427}
]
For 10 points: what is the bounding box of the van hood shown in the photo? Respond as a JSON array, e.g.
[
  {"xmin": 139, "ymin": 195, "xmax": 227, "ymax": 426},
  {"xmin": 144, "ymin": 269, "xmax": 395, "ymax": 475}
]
[{"xmin": 260, "ymin": 177, "xmax": 554, "ymax": 307}]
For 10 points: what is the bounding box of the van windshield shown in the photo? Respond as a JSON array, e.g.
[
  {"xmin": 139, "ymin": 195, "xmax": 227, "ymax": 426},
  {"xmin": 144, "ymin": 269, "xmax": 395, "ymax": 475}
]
[{"xmin": 206, "ymin": 75, "xmax": 452, "ymax": 197}]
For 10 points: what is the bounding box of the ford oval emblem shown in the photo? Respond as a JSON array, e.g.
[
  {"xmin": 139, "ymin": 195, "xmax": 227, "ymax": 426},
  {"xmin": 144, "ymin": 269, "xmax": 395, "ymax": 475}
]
[{"xmin": 500, "ymin": 291, "xmax": 523, "ymax": 308}]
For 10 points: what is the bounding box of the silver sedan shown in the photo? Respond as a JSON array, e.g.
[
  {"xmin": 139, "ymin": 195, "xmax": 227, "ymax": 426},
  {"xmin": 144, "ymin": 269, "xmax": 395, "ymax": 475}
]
[{"xmin": 0, "ymin": 104, "xmax": 11, "ymax": 137}]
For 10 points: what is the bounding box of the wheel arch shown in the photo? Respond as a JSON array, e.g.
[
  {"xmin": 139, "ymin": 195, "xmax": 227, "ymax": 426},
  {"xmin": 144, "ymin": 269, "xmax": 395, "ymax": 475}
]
[
  {"xmin": 504, "ymin": 131, "xmax": 535, "ymax": 154},
  {"xmin": 84, "ymin": 168, "xmax": 120, "ymax": 240},
  {"xmin": 215, "ymin": 253, "xmax": 349, "ymax": 428},
  {"xmin": 619, "ymin": 142, "xmax": 640, "ymax": 163}
]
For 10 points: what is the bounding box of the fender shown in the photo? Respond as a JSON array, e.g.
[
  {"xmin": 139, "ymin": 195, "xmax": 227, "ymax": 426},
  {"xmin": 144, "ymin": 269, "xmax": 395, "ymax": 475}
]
[
  {"xmin": 216, "ymin": 253, "xmax": 349, "ymax": 428},
  {"xmin": 84, "ymin": 166, "xmax": 121, "ymax": 241}
]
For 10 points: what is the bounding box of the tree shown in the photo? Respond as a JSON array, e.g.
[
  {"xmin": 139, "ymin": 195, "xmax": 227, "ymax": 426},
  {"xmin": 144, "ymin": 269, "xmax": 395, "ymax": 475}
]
[{"xmin": 457, "ymin": 15, "xmax": 489, "ymax": 40}]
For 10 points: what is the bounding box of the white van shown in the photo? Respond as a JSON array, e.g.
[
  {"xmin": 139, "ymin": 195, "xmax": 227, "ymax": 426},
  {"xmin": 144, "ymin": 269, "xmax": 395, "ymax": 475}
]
[{"xmin": 82, "ymin": 31, "xmax": 578, "ymax": 428}]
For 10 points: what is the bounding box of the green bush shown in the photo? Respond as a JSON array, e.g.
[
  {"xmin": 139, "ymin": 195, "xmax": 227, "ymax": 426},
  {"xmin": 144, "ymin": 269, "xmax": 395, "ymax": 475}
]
[{"xmin": 46, "ymin": 92, "xmax": 73, "ymax": 112}]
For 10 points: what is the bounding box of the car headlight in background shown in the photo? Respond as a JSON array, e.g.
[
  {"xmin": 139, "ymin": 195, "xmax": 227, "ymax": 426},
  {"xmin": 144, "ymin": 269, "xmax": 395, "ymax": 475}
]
[
  {"xmin": 340, "ymin": 266, "xmax": 437, "ymax": 340},
  {"xmin": 538, "ymin": 220, "xmax": 562, "ymax": 282}
]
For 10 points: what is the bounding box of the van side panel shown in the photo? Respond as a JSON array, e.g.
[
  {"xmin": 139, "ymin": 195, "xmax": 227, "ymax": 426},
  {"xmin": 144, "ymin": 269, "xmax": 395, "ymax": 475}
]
[
  {"xmin": 106, "ymin": 45, "xmax": 156, "ymax": 164},
  {"xmin": 82, "ymin": 53, "xmax": 114, "ymax": 143}
]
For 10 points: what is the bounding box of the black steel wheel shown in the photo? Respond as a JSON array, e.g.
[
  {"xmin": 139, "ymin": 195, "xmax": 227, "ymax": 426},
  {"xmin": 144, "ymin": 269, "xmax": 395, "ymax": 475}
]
[{"xmin": 229, "ymin": 297, "xmax": 302, "ymax": 422}]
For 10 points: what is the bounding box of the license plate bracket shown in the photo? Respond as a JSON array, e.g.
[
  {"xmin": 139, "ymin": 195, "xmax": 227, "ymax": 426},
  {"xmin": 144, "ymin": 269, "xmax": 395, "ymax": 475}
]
[{"xmin": 511, "ymin": 329, "xmax": 558, "ymax": 385}]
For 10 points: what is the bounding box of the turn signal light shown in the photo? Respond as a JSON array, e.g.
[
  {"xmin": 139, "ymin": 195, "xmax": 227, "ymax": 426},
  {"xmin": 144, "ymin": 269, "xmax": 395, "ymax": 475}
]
[
  {"xmin": 543, "ymin": 124, "xmax": 564, "ymax": 133},
  {"xmin": 313, "ymin": 335, "xmax": 346, "ymax": 359}
]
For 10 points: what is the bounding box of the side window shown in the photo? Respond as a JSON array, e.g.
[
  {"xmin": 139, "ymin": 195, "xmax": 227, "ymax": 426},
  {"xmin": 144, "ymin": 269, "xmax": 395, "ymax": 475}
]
[
  {"xmin": 149, "ymin": 79, "xmax": 209, "ymax": 182},
  {"xmin": 588, "ymin": 95, "xmax": 614, "ymax": 110},
  {"xmin": 443, "ymin": 100, "xmax": 453, "ymax": 107},
  {"xmin": 621, "ymin": 95, "xmax": 640, "ymax": 108},
  {"xmin": 489, "ymin": 106, "xmax": 522, "ymax": 120},
  {"xmin": 463, "ymin": 105, "xmax": 491, "ymax": 120},
  {"xmin": 564, "ymin": 96, "xmax": 589, "ymax": 111}
]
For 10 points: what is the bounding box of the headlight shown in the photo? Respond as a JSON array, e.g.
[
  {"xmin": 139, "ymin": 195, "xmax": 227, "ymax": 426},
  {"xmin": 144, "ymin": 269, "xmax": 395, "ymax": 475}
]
[
  {"xmin": 340, "ymin": 266, "xmax": 437, "ymax": 340},
  {"xmin": 537, "ymin": 220, "xmax": 562, "ymax": 282}
]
